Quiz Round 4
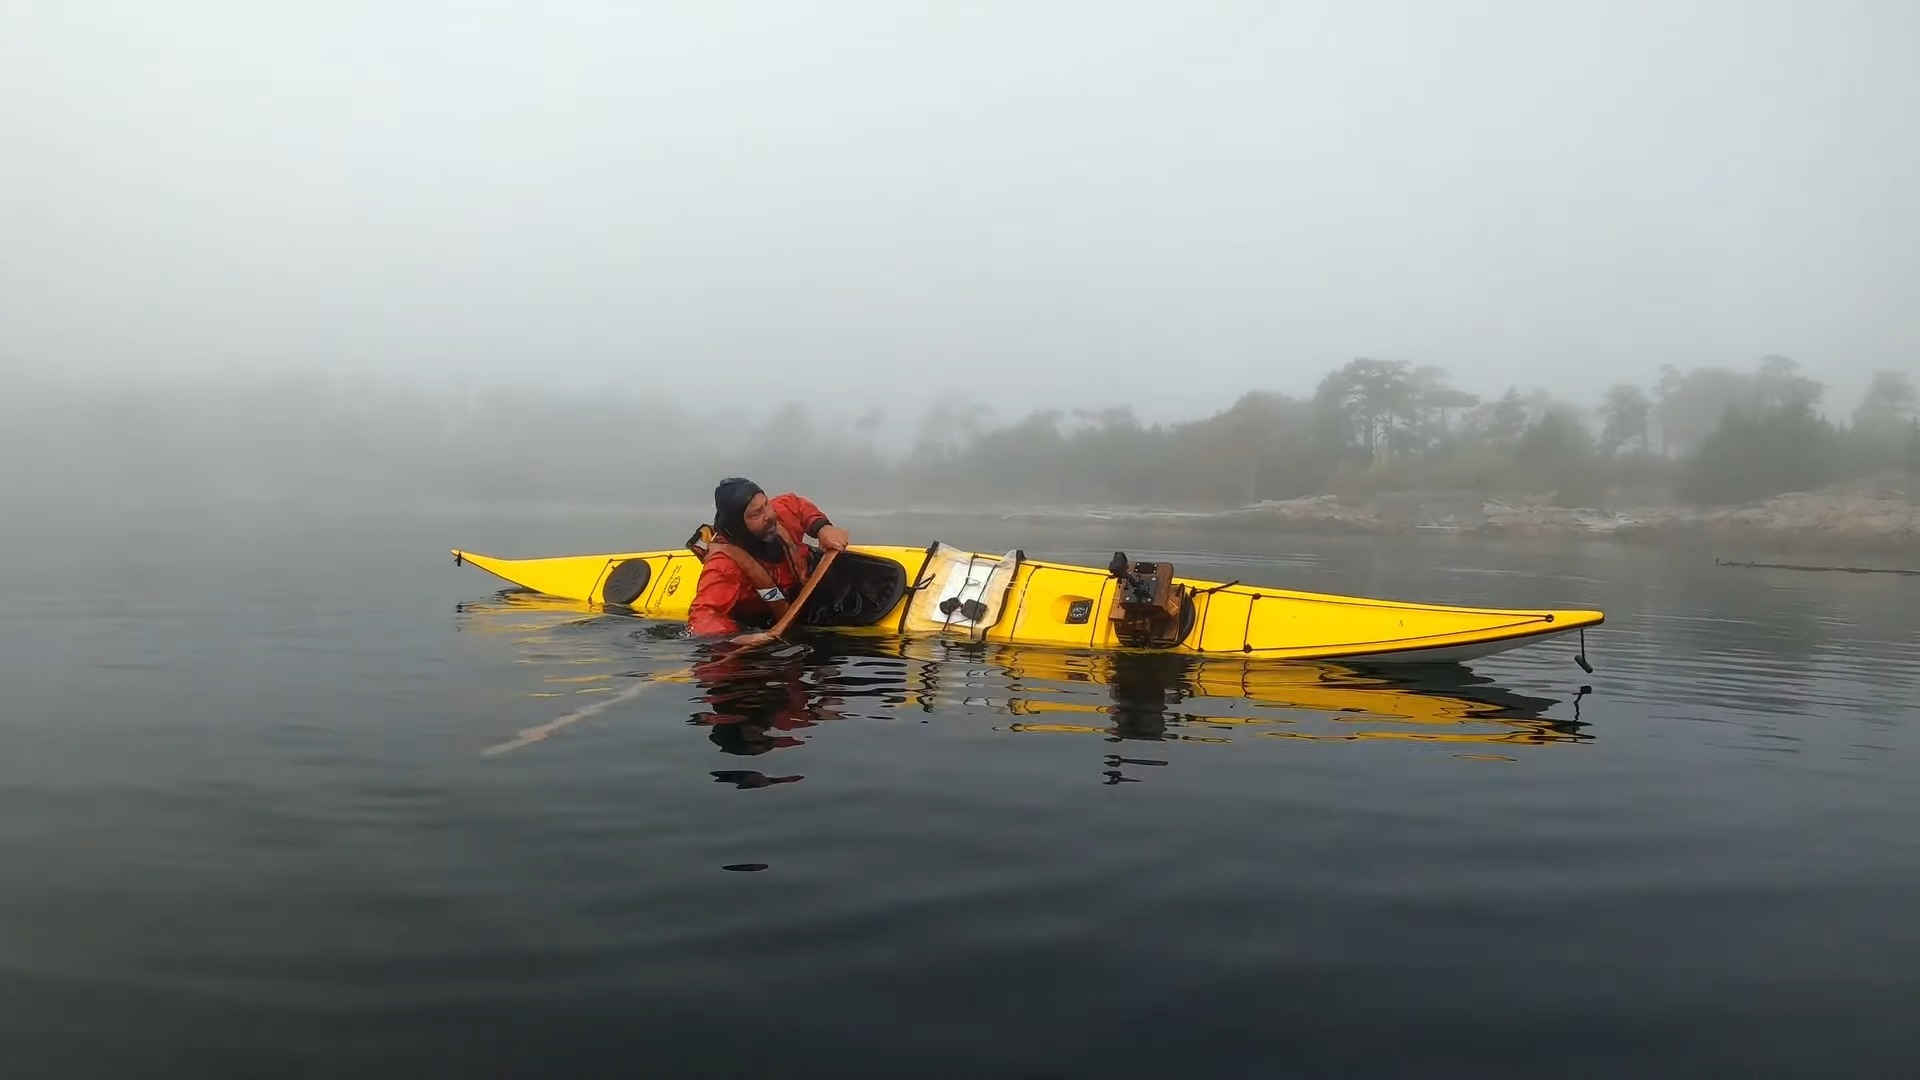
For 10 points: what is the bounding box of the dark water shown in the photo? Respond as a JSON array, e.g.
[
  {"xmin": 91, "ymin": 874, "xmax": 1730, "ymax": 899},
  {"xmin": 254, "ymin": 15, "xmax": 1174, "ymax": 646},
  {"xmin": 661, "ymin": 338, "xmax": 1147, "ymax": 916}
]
[{"xmin": 3, "ymin": 504, "xmax": 1918, "ymax": 1078}]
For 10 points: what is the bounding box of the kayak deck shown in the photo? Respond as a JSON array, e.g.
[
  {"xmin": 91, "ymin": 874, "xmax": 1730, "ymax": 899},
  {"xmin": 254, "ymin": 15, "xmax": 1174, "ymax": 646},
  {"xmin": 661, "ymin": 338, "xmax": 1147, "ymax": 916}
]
[{"xmin": 450, "ymin": 541, "xmax": 1604, "ymax": 664}]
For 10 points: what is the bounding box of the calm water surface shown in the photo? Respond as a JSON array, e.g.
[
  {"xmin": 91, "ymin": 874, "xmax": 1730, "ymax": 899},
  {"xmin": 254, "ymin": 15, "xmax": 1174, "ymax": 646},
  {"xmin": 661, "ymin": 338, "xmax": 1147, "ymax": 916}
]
[{"xmin": 3, "ymin": 505, "xmax": 1917, "ymax": 1077}]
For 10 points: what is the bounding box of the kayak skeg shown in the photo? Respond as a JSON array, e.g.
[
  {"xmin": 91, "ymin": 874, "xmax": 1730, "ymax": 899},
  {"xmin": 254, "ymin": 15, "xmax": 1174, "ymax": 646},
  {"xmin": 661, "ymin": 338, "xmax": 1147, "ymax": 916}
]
[{"xmin": 449, "ymin": 540, "xmax": 1604, "ymax": 666}]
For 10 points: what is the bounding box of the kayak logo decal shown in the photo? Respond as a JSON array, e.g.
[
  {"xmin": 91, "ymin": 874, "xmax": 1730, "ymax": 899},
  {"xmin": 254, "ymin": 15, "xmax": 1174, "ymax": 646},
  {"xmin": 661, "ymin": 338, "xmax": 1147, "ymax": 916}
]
[{"xmin": 664, "ymin": 566, "xmax": 682, "ymax": 597}]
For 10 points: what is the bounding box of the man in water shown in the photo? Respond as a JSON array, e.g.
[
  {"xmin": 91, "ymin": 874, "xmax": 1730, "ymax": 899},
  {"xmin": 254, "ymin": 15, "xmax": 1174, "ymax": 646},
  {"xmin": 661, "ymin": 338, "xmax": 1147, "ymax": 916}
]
[{"xmin": 688, "ymin": 477, "xmax": 850, "ymax": 645}]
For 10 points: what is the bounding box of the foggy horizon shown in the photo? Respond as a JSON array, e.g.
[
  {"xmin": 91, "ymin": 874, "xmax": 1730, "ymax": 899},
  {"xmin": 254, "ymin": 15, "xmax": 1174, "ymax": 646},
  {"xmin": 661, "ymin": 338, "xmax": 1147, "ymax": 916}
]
[{"xmin": 4, "ymin": 1, "xmax": 1916, "ymax": 426}]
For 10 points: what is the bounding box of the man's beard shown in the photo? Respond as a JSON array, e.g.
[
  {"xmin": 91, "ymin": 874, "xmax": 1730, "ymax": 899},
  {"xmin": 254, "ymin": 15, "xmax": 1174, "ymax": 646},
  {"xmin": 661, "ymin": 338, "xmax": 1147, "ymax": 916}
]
[{"xmin": 731, "ymin": 518, "xmax": 786, "ymax": 562}]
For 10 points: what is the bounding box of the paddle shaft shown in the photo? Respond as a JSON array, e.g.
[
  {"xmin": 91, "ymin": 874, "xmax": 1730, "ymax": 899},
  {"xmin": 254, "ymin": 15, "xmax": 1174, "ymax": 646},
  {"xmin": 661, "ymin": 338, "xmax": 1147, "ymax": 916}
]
[{"xmin": 768, "ymin": 548, "xmax": 840, "ymax": 639}]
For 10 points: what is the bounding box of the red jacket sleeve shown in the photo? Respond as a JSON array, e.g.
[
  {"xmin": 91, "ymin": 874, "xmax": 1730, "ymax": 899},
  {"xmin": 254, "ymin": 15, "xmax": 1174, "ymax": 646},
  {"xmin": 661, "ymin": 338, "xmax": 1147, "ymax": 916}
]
[
  {"xmin": 768, "ymin": 492, "xmax": 830, "ymax": 540},
  {"xmin": 688, "ymin": 557, "xmax": 745, "ymax": 638}
]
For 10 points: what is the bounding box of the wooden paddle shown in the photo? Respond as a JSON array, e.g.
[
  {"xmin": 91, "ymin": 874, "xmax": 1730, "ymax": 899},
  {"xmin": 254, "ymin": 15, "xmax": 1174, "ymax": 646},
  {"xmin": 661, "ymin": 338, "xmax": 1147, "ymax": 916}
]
[{"xmin": 767, "ymin": 548, "xmax": 839, "ymax": 639}]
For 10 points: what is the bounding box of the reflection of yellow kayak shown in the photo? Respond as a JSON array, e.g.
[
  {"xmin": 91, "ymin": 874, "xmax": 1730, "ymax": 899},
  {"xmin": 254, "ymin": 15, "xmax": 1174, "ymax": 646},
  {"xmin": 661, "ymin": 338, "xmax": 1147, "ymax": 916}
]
[
  {"xmin": 451, "ymin": 539, "xmax": 1603, "ymax": 665},
  {"xmin": 888, "ymin": 641, "xmax": 1590, "ymax": 749},
  {"xmin": 450, "ymin": 595, "xmax": 1591, "ymax": 752}
]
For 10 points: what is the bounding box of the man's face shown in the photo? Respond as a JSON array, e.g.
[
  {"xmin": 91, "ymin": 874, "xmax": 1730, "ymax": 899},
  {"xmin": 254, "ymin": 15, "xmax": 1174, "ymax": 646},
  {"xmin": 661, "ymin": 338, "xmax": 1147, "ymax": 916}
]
[{"xmin": 742, "ymin": 493, "xmax": 778, "ymax": 540}]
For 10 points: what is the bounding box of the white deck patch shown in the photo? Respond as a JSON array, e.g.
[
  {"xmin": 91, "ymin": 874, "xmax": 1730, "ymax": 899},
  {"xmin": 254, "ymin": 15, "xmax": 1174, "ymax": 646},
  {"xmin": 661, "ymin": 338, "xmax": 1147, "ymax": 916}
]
[{"xmin": 903, "ymin": 544, "xmax": 1023, "ymax": 639}]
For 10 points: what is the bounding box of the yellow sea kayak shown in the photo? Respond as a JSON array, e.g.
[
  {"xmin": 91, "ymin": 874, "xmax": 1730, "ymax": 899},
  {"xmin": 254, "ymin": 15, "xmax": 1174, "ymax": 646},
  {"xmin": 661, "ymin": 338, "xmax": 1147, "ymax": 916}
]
[{"xmin": 451, "ymin": 539, "xmax": 1604, "ymax": 666}]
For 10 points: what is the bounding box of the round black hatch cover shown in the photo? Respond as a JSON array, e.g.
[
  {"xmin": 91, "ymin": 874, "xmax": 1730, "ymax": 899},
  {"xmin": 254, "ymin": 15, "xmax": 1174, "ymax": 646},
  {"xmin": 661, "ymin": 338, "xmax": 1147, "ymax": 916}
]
[{"xmin": 602, "ymin": 558, "xmax": 653, "ymax": 606}]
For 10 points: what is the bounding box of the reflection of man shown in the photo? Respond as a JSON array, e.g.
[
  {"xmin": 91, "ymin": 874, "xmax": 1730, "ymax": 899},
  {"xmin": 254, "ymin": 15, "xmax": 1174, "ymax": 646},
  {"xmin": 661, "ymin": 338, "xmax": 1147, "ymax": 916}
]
[
  {"xmin": 688, "ymin": 642, "xmax": 843, "ymax": 762},
  {"xmin": 689, "ymin": 477, "xmax": 850, "ymax": 646}
]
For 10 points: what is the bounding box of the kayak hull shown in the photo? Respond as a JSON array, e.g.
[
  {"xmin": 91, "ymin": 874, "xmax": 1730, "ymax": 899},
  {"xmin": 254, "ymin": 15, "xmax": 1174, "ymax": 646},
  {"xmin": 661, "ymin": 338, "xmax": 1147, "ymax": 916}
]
[{"xmin": 450, "ymin": 542, "xmax": 1603, "ymax": 665}]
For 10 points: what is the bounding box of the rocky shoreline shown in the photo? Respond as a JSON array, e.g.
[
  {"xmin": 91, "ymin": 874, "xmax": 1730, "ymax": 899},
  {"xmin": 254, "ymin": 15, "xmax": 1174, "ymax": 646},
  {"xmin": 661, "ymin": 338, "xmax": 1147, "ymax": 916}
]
[{"xmin": 886, "ymin": 473, "xmax": 1920, "ymax": 553}]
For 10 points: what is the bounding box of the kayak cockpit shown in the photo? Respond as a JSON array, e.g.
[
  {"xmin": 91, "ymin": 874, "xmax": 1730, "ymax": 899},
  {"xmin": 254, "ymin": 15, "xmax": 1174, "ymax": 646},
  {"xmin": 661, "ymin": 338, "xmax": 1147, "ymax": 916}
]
[{"xmin": 794, "ymin": 550, "xmax": 909, "ymax": 627}]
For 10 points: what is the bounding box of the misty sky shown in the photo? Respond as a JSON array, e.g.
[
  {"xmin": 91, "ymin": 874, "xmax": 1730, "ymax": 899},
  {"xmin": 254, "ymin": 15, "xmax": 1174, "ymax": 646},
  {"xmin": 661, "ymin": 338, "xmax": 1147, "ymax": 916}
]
[{"xmin": 3, "ymin": 1, "xmax": 1915, "ymax": 424}]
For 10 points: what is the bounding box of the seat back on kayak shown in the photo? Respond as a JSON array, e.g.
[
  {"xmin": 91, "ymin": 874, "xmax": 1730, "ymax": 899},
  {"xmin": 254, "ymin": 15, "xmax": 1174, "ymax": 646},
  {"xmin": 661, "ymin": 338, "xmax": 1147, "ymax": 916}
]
[{"xmin": 902, "ymin": 544, "xmax": 1022, "ymax": 640}]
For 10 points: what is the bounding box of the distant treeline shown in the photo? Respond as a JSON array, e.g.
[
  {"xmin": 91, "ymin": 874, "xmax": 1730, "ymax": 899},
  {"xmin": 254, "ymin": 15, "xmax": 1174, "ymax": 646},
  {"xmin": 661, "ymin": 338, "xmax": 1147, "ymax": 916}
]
[
  {"xmin": 4, "ymin": 357, "xmax": 1915, "ymax": 510},
  {"xmin": 770, "ymin": 355, "xmax": 1919, "ymax": 508}
]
